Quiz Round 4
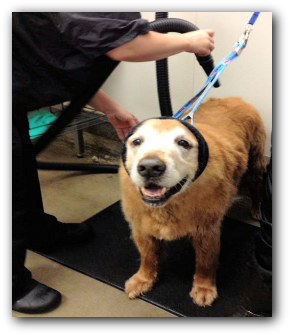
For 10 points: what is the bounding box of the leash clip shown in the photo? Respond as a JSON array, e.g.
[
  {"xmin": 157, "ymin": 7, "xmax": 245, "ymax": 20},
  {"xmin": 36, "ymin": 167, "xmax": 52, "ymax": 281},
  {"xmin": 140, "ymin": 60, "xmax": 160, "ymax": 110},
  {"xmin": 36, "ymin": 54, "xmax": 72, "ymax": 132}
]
[
  {"xmin": 243, "ymin": 23, "xmax": 255, "ymax": 43},
  {"xmin": 235, "ymin": 23, "xmax": 254, "ymax": 55},
  {"xmin": 238, "ymin": 23, "xmax": 254, "ymax": 45}
]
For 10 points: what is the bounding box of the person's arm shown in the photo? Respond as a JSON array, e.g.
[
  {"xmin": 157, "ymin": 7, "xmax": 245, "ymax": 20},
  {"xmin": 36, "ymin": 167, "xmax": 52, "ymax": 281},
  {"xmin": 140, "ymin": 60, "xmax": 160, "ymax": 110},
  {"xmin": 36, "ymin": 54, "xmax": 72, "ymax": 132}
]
[
  {"xmin": 88, "ymin": 90, "xmax": 139, "ymax": 141},
  {"xmin": 106, "ymin": 30, "xmax": 215, "ymax": 62}
]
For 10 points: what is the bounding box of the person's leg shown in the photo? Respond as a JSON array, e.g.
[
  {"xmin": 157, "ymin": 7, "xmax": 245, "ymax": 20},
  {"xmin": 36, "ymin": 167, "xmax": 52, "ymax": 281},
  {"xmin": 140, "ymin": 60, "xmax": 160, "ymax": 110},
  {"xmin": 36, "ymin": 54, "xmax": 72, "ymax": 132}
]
[
  {"xmin": 12, "ymin": 111, "xmax": 58, "ymax": 244},
  {"xmin": 12, "ymin": 115, "xmax": 34, "ymax": 301},
  {"xmin": 12, "ymin": 110, "xmax": 94, "ymax": 313},
  {"xmin": 12, "ymin": 114, "xmax": 61, "ymax": 313},
  {"xmin": 13, "ymin": 110, "xmax": 93, "ymax": 252}
]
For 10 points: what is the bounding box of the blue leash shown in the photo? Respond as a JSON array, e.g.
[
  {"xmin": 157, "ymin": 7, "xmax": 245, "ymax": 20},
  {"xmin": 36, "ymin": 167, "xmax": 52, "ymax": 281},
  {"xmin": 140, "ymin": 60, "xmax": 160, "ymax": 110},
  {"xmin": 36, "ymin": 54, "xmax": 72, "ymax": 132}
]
[{"xmin": 172, "ymin": 12, "xmax": 260, "ymax": 125}]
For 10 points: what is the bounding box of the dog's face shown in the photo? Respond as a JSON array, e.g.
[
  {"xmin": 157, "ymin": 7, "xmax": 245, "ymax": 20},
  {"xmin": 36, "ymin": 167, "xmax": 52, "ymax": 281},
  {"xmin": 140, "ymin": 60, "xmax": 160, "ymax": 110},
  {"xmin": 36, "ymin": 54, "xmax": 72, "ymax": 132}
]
[{"xmin": 122, "ymin": 118, "xmax": 200, "ymax": 207}]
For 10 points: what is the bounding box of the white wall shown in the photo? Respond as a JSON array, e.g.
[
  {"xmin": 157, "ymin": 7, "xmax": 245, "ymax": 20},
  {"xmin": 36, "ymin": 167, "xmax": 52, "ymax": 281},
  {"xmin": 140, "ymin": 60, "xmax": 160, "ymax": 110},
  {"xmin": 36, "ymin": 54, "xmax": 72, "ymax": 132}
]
[{"xmin": 102, "ymin": 12, "xmax": 272, "ymax": 156}]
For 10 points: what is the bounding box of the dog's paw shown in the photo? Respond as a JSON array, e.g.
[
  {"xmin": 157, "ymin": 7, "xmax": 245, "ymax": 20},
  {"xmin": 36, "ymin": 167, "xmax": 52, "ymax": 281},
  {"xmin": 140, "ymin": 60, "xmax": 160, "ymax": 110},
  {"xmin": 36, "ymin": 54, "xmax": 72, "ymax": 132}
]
[
  {"xmin": 190, "ymin": 284, "xmax": 218, "ymax": 307},
  {"xmin": 125, "ymin": 274, "xmax": 155, "ymax": 299}
]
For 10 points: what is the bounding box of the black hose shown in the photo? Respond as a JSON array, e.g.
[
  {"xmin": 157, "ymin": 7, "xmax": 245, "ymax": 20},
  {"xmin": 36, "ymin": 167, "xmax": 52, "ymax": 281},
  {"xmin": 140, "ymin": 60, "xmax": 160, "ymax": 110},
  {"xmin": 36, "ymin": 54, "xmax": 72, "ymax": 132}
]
[
  {"xmin": 155, "ymin": 12, "xmax": 168, "ymax": 20},
  {"xmin": 149, "ymin": 17, "xmax": 220, "ymax": 116},
  {"xmin": 153, "ymin": 13, "xmax": 172, "ymax": 116},
  {"xmin": 150, "ymin": 18, "xmax": 220, "ymax": 76},
  {"xmin": 37, "ymin": 161, "xmax": 119, "ymax": 173},
  {"xmin": 150, "ymin": 17, "xmax": 200, "ymax": 33}
]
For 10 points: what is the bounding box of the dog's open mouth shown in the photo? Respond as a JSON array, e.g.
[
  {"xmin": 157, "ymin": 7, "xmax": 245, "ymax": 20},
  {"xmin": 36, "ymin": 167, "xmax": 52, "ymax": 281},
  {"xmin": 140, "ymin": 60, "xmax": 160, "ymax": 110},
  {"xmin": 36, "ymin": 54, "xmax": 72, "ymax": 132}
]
[{"xmin": 139, "ymin": 177, "xmax": 188, "ymax": 206}]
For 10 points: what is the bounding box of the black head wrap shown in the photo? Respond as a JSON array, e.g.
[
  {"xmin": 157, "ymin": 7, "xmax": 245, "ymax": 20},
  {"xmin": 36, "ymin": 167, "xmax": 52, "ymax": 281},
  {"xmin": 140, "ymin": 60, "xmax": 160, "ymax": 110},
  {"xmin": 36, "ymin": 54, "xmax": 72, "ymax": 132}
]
[{"xmin": 121, "ymin": 117, "xmax": 209, "ymax": 182}]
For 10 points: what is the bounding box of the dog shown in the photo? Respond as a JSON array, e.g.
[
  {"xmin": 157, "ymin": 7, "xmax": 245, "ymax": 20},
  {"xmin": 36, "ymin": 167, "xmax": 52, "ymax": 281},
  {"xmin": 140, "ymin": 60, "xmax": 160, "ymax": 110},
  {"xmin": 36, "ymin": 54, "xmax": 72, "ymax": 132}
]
[{"xmin": 119, "ymin": 97, "xmax": 266, "ymax": 307}]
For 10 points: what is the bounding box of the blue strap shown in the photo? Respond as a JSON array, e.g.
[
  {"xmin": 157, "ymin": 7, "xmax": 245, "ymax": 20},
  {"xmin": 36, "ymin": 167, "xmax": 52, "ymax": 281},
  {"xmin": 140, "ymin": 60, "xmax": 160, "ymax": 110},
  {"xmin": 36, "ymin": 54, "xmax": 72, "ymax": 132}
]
[
  {"xmin": 248, "ymin": 12, "xmax": 260, "ymax": 25},
  {"xmin": 172, "ymin": 42, "xmax": 244, "ymax": 124},
  {"xmin": 172, "ymin": 12, "xmax": 259, "ymax": 125}
]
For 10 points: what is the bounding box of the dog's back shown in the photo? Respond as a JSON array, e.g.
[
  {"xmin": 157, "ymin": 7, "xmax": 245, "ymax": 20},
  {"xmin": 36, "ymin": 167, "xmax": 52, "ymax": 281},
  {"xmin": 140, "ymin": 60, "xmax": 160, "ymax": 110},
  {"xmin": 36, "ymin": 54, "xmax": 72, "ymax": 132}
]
[
  {"xmin": 193, "ymin": 97, "xmax": 266, "ymax": 215},
  {"xmin": 194, "ymin": 97, "xmax": 265, "ymax": 151}
]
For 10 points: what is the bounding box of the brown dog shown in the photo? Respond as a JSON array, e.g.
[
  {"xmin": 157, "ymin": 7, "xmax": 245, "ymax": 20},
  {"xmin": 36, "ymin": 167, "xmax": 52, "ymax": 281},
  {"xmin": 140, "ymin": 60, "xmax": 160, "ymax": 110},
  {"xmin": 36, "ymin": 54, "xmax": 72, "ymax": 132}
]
[{"xmin": 119, "ymin": 97, "xmax": 266, "ymax": 307}]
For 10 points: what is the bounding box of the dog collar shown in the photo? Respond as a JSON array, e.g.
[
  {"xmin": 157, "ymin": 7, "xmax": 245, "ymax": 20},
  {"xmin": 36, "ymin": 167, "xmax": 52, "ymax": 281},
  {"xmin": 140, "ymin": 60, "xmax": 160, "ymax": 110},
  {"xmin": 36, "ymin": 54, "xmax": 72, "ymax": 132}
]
[{"xmin": 121, "ymin": 117, "xmax": 209, "ymax": 183}]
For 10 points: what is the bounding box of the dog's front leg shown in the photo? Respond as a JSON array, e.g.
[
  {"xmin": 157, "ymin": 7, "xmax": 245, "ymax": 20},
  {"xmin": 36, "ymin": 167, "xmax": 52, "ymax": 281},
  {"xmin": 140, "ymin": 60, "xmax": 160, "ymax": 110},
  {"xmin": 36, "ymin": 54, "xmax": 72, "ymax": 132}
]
[
  {"xmin": 190, "ymin": 224, "xmax": 221, "ymax": 307},
  {"xmin": 125, "ymin": 230, "xmax": 161, "ymax": 299}
]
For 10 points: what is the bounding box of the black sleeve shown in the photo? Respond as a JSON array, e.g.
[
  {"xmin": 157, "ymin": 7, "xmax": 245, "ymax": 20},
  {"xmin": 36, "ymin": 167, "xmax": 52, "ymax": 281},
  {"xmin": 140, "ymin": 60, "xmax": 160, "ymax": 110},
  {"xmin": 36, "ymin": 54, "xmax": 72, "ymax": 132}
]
[
  {"xmin": 12, "ymin": 12, "xmax": 151, "ymax": 111},
  {"xmin": 47, "ymin": 12, "xmax": 150, "ymax": 58}
]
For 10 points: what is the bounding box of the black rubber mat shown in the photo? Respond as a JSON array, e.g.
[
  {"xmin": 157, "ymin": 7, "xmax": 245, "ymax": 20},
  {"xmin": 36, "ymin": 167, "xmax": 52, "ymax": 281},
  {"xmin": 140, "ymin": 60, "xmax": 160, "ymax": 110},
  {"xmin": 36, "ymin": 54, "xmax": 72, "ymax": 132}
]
[{"xmin": 37, "ymin": 201, "xmax": 259, "ymax": 317}]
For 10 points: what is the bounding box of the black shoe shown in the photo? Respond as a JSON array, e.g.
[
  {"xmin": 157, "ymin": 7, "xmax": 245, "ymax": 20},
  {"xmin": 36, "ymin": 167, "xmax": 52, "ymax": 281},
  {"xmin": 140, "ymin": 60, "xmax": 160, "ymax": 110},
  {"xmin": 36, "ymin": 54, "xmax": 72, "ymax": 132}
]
[{"xmin": 12, "ymin": 279, "xmax": 61, "ymax": 314}]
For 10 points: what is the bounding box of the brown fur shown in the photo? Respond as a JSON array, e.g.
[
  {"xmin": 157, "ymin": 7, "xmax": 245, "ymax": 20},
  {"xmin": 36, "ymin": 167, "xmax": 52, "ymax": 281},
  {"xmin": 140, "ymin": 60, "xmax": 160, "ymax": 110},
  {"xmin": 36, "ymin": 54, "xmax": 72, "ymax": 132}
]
[{"xmin": 119, "ymin": 97, "xmax": 266, "ymax": 307}]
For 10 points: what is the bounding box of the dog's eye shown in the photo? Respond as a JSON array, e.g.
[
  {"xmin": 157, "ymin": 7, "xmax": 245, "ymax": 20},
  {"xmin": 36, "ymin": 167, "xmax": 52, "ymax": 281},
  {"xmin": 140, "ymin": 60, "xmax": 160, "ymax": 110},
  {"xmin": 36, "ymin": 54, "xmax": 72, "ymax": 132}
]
[
  {"xmin": 177, "ymin": 140, "xmax": 191, "ymax": 149},
  {"xmin": 132, "ymin": 139, "xmax": 142, "ymax": 146}
]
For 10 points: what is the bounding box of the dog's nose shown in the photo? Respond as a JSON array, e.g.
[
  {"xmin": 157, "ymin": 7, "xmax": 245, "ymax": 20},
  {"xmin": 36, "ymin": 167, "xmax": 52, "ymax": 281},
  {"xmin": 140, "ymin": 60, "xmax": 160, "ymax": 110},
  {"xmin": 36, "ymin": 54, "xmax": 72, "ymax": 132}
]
[{"xmin": 138, "ymin": 158, "xmax": 166, "ymax": 178}]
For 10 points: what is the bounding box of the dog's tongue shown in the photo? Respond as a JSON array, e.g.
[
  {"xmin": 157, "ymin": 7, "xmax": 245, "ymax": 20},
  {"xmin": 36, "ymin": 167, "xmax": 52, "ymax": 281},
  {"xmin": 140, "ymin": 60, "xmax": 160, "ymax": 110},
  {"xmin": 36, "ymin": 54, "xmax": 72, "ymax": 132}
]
[{"xmin": 141, "ymin": 186, "xmax": 167, "ymax": 198}]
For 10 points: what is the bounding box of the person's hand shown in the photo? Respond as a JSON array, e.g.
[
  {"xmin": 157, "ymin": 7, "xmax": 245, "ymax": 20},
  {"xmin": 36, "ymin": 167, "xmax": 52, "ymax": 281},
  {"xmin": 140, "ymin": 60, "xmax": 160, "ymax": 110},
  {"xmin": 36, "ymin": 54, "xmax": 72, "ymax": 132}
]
[
  {"xmin": 105, "ymin": 108, "xmax": 139, "ymax": 141},
  {"xmin": 88, "ymin": 90, "xmax": 139, "ymax": 141},
  {"xmin": 183, "ymin": 29, "xmax": 215, "ymax": 56}
]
